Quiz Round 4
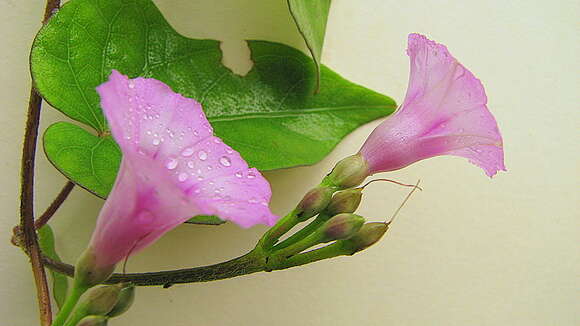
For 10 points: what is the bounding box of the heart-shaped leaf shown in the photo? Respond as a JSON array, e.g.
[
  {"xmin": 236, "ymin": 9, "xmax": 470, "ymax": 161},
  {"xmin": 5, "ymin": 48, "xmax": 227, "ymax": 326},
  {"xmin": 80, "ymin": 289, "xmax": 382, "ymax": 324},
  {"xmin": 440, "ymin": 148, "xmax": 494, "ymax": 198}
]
[
  {"xmin": 287, "ymin": 0, "xmax": 332, "ymax": 91},
  {"xmin": 32, "ymin": 0, "xmax": 396, "ymax": 217}
]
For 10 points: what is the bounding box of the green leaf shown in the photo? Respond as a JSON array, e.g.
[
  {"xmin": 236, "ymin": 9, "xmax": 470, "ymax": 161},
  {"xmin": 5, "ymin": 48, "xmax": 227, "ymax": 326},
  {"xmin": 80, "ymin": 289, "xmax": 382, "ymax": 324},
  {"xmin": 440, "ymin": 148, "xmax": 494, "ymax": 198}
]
[
  {"xmin": 287, "ymin": 0, "xmax": 332, "ymax": 92},
  {"xmin": 43, "ymin": 122, "xmax": 120, "ymax": 198},
  {"xmin": 32, "ymin": 0, "xmax": 396, "ymax": 203},
  {"xmin": 37, "ymin": 225, "xmax": 69, "ymax": 309}
]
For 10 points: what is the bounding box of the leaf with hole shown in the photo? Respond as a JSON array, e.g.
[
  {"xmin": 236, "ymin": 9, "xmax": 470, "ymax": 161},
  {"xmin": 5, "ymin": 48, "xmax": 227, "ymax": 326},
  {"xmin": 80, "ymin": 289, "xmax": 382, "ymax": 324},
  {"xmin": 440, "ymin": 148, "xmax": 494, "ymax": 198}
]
[{"xmin": 31, "ymin": 0, "xmax": 396, "ymax": 223}]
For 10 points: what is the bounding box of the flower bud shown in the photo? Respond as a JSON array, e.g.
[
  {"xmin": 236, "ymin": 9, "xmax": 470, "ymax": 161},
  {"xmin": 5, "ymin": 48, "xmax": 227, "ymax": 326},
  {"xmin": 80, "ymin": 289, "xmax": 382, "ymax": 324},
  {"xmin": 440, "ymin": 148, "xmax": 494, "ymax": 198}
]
[
  {"xmin": 76, "ymin": 284, "xmax": 123, "ymax": 317},
  {"xmin": 343, "ymin": 222, "xmax": 388, "ymax": 254},
  {"xmin": 75, "ymin": 248, "xmax": 116, "ymax": 288},
  {"xmin": 319, "ymin": 213, "xmax": 365, "ymax": 242},
  {"xmin": 296, "ymin": 186, "xmax": 334, "ymax": 221},
  {"xmin": 107, "ymin": 285, "xmax": 135, "ymax": 317},
  {"xmin": 77, "ymin": 315, "xmax": 108, "ymax": 326},
  {"xmin": 326, "ymin": 154, "xmax": 369, "ymax": 189},
  {"xmin": 325, "ymin": 188, "xmax": 363, "ymax": 215}
]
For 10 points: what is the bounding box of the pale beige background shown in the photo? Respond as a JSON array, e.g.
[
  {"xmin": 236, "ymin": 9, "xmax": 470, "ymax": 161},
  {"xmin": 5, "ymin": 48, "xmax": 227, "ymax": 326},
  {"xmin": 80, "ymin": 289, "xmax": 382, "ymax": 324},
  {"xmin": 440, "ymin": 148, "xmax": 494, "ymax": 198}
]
[{"xmin": 1, "ymin": 0, "xmax": 578, "ymax": 325}]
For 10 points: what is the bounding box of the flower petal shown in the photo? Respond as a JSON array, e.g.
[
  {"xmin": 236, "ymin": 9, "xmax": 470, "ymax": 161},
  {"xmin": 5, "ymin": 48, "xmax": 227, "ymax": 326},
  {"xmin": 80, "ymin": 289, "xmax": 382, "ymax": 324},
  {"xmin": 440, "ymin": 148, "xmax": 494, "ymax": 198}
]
[
  {"xmin": 360, "ymin": 34, "xmax": 505, "ymax": 177},
  {"xmin": 96, "ymin": 70, "xmax": 277, "ymax": 227},
  {"xmin": 404, "ymin": 33, "xmax": 505, "ymax": 176}
]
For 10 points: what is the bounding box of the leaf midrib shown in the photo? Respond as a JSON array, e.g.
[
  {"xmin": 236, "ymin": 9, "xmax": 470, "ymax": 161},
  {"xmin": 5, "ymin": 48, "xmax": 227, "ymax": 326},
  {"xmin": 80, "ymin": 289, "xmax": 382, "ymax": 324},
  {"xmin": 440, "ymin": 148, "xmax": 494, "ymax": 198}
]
[{"xmin": 208, "ymin": 104, "xmax": 394, "ymax": 122}]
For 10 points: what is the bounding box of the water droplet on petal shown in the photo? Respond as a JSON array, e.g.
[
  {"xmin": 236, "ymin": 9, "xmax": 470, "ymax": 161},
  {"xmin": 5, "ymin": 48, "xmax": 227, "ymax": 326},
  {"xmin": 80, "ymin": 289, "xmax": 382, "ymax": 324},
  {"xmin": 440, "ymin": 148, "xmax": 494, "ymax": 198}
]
[
  {"xmin": 248, "ymin": 197, "xmax": 258, "ymax": 204},
  {"xmin": 166, "ymin": 158, "xmax": 178, "ymax": 170},
  {"xmin": 213, "ymin": 138, "xmax": 222, "ymax": 144},
  {"xmin": 235, "ymin": 172, "xmax": 243, "ymax": 178},
  {"xmin": 178, "ymin": 173, "xmax": 188, "ymax": 182},
  {"xmin": 197, "ymin": 176, "xmax": 204, "ymax": 181},
  {"xmin": 152, "ymin": 138, "xmax": 160, "ymax": 146},
  {"xmin": 181, "ymin": 147, "xmax": 195, "ymax": 157},
  {"xmin": 128, "ymin": 81, "xmax": 135, "ymax": 89},
  {"xmin": 187, "ymin": 161, "xmax": 195, "ymax": 169},
  {"xmin": 219, "ymin": 156, "xmax": 231, "ymax": 167},
  {"xmin": 247, "ymin": 172, "xmax": 256, "ymax": 179},
  {"xmin": 198, "ymin": 150, "xmax": 208, "ymax": 161}
]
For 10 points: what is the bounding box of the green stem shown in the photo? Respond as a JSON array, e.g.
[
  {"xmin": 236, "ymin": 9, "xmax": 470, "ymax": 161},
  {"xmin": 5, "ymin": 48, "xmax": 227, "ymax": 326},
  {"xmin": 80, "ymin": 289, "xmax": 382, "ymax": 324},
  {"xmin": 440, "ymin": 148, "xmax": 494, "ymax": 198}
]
[
  {"xmin": 51, "ymin": 283, "xmax": 89, "ymax": 326},
  {"xmin": 258, "ymin": 210, "xmax": 300, "ymax": 249},
  {"xmin": 273, "ymin": 241, "xmax": 354, "ymax": 270},
  {"xmin": 274, "ymin": 212, "xmax": 331, "ymax": 250}
]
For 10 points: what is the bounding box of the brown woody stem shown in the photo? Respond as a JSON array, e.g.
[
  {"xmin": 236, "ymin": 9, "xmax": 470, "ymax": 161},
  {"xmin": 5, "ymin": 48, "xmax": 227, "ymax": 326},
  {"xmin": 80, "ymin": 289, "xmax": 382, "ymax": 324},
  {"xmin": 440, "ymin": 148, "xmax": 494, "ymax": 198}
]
[{"xmin": 18, "ymin": 1, "xmax": 61, "ymax": 325}]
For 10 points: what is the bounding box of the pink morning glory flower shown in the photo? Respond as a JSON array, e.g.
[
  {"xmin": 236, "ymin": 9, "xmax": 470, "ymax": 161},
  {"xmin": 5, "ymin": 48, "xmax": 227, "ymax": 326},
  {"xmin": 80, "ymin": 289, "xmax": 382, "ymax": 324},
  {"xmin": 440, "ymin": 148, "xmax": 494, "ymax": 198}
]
[
  {"xmin": 359, "ymin": 33, "xmax": 505, "ymax": 177},
  {"xmin": 88, "ymin": 70, "xmax": 278, "ymax": 269}
]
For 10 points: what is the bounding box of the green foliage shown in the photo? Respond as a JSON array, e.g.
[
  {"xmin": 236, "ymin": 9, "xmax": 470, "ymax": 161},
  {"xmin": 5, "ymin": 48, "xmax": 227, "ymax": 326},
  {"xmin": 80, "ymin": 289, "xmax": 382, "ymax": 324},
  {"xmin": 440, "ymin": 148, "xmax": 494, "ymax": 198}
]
[
  {"xmin": 37, "ymin": 225, "xmax": 69, "ymax": 309},
  {"xmin": 287, "ymin": 0, "xmax": 332, "ymax": 91},
  {"xmin": 31, "ymin": 0, "xmax": 396, "ymax": 223}
]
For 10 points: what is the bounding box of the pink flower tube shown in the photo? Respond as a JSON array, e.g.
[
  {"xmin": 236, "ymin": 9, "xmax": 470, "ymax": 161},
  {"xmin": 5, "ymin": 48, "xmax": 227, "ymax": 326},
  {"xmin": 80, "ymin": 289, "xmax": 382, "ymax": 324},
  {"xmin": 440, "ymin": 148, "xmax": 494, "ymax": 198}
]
[
  {"xmin": 81, "ymin": 70, "xmax": 278, "ymax": 277},
  {"xmin": 358, "ymin": 34, "xmax": 505, "ymax": 178}
]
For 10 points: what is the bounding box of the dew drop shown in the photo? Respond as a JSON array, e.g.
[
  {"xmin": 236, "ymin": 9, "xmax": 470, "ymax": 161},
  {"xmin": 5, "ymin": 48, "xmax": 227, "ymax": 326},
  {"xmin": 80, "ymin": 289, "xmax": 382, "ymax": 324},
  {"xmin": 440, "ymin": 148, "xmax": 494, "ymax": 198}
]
[
  {"xmin": 197, "ymin": 176, "xmax": 204, "ymax": 181},
  {"xmin": 128, "ymin": 81, "xmax": 135, "ymax": 89},
  {"xmin": 219, "ymin": 156, "xmax": 231, "ymax": 167},
  {"xmin": 207, "ymin": 166, "xmax": 213, "ymax": 171},
  {"xmin": 234, "ymin": 172, "xmax": 243, "ymax": 178},
  {"xmin": 178, "ymin": 172, "xmax": 188, "ymax": 182},
  {"xmin": 247, "ymin": 171, "xmax": 256, "ymax": 179},
  {"xmin": 152, "ymin": 138, "xmax": 160, "ymax": 146},
  {"xmin": 187, "ymin": 161, "xmax": 195, "ymax": 169},
  {"xmin": 166, "ymin": 158, "xmax": 178, "ymax": 170},
  {"xmin": 198, "ymin": 150, "xmax": 208, "ymax": 161},
  {"xmin": 213, "ymin": 138, "xmax": 222, "ymax": 144},
  {"xmin": 248, "ymin": 197, "xmax": 258, "ymax": 204},
  {"xmin": 181, "ymin": 147, "xmax": 195, "ymax": 157}
]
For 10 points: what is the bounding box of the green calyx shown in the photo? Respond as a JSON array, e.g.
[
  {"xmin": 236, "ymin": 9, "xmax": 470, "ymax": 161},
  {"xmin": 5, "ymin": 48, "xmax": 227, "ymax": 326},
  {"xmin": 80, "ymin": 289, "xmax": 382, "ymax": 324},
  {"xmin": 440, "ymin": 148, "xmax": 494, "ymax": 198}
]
[
  {"xmin": 325, "ymin": 154, "xmax": 370, "ymax": 189},
  {"xmin": 325, "ymin": 188, "xmax": 363, "ymax": 215}
]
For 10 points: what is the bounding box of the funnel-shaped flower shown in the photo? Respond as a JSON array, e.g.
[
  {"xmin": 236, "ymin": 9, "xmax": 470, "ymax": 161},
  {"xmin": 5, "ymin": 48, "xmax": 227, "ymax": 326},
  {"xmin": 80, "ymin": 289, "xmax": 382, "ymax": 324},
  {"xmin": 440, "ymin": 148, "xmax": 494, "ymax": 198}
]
[
  {"xmin": 87, "ymin": 70, "xmax": 278, "ymax": 270},
  {"xmin": 359, "ymin": 34, "xmax": 505, "ymax": 177}
]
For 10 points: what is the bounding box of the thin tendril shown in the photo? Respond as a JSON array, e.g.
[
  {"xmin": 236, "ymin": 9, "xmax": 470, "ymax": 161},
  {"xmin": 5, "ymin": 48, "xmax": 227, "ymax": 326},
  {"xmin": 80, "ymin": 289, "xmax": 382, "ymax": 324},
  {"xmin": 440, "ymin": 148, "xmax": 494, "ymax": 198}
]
[
  {"xmin": 386, "ymin": 179, "xmax": 421, "ymax": 225},
  {"xmin": 360, "ymin": 178, "xmax": 423, "ymax": 191}
]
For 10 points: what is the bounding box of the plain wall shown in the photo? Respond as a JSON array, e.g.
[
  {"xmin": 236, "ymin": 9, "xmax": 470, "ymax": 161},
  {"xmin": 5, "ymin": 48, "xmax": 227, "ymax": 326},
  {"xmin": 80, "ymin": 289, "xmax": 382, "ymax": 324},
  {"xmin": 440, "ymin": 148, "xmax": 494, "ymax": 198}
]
[{"xmin": 1, "ymin": 0, "xmax": 578, "ymax": 325}]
